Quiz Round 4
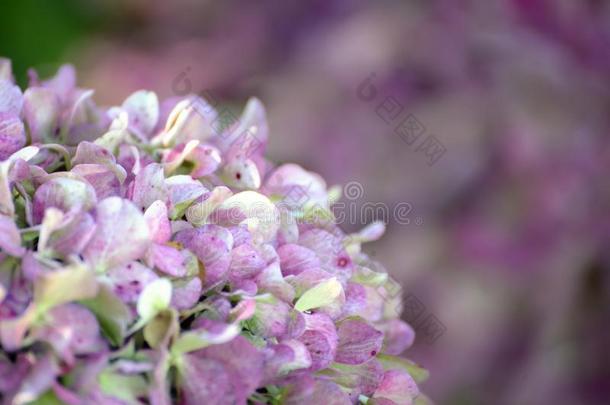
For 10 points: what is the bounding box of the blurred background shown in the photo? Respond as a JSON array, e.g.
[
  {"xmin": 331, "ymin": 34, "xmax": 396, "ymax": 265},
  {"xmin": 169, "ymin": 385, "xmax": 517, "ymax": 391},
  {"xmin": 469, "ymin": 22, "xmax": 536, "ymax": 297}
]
[{"xmin": 2, "ymin": 0, "xmax": 609, "ymax": 403}]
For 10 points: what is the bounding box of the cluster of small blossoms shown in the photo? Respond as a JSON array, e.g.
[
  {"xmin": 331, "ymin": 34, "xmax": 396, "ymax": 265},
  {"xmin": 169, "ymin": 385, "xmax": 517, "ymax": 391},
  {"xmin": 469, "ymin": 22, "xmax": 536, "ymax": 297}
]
[{"xmin": 0, "ymin": 59, "xmax": 429, "ymax": 405}]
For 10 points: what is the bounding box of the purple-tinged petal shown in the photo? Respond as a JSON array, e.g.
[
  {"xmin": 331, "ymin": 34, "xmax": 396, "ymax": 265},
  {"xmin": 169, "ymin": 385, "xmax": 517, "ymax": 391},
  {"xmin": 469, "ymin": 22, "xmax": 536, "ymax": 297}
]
[
  {"xmin": 0, "ymin": 113, "xmax": 26, "ymax": 161},
  {"xmin": 209, "ymin": 191, "xmax": 279, "ymax": 243},
  {"xmin": 174, "ymin": 225, "xmax": 233, "ymax": 288},
  {"xmin": 298, "ymin": 229, "xmax": 353, "ymax": 280},
  {"xmin": 283, "ymin": 309, "xmax": 306, "ymax": 339},
  {"xmin": 248, "ymin": 296, "xmax": 290, "ymax": 338},
  {"xmin": 287, "ymin": 267, "xmax": 333, "ymax": 297},
  {"xmin": 164, "ymin": 141, "xmax": 221, "ymax": 178},
  {"xmin": 194, "ymin": 295, "xmax": 232, "ymax": 322},
  {"xmin": 9, "ymin": 353, "xmax": 60, "ymax": 405},
  {"xmin": 160, "ymin": 97, "xmax": 217, "ymax": 147},
  {"xmin": 379, "ymin": 320, "xmax": 415, "ymax": 355},
  {"xmin": 165, "ymin": 175, "xmax": 207, "ymax": 219},
  {"xmin": 189, "ymin": 143, "xmax": 221, "ymax": 177},
  {"xmin": 277, "ymin": 208, "xmax": 299, "ymax": 245},
  {"xmin": 185, "ymin": 185, "xmax": 232, "ymax": 226},
  {"xmin": 32, "ymin": 175, "xmax": 97, "ymax": 224},
  {"xmin": 335, "ymin": 317, "xmax": 384, "ymax": 365},
  {"xmin": 73, "ymin": 141, "xmax": 127, "ymax": 183},
  {"xmin": 0, "ymin": 214, "xmax": 24, "ymax": 257},
  {"xmin": 22, "ymin": 87, "xmax": 60, "ymax": 143},
  {"xmin": 144, "ymin": 200, "xmax": 171, "ymax": 244},
  {"xmin": 228, "ymin": 243, "xmax": 266, "ymax": 282},
  {"xmin": 221, "ymin": 157, "xmax": 261, "ymax": 190},
  {"xmin": 263, "ymin": 339, "xmax": 311, "ymax": 382},
  {"xmin": 228, "ymin": 298, "xmax": 255, "ymax": 322},
  {"xmin": 263, "ymin": 163, "xmax": 328, "ymax": 208},
  {"xmin": 0, "ymin": 79, "xmax": 23, "ymax": 115},
  {"xmin": 151, "ymin": 244, "xmax": 186, "ymax": 277},
  {"xmin": 255, "ymin": 259, "xmax": 295, "ymax": 303},
  {"xmin": 298, "ymin": 312, "xmax": 338, "ymax": 371},
  {"xmin": 42, "ymin": 209, "xmax": 97, "ymax": 257},
  {"xmin": 324, "ymin": 360, "xmax": 385, "ymax": 399},
  {"xmin": 229, "ymin": 224, "xmax": 252, "ymax": 247},
  {"xmin": 372, "ymin": 370, "xmax": 419, "ymax": 405},
  {"xmin": 171, "ymin": 277, "xmax": 202, "ymax": 310},
  {"xmin": 278, "ymin": 243, "xmax": 321, "ymax": 276},
  {"xmin": 217, "ymin": 97, "xmax": 268, "ymax": 156},
  {"xmin": 358, "ymin": 285, "xmax": 385, "ymax": 323},
  {"xmin": 0, "ymin": 150, "xmax": 37, "ymax": 216},
  {"xmin": 107, "ymin": 261, "xmax": 158, "ymax": 304},
  {"xmin": 71, "ymin": 164, "xmax": 121, "ymax": 199},
  {"xmin": 232, "ymin": 278, "xmax": 258, "ymax": 295},
  {"xmin": 178, "ymin": 355, "xmax": 234, "ymax": 405},
  {"xmin": 121, "ymin": 90, "xmax": 159, "ymax": 139},
  {"xmin": 83, "ymin": 197, "xmax": 150, "ymax": 271},
  {"xmin": 32, "ymin": 303, "xmax": 106, "ymax": 364},
  {"xmin": 285, "ymin": 379, "xmax": 351, "ymax": 405},
  {"xmin": 0, "ymin": 353, "xmax": 30, "ymax": 394},
  {"xmin": 30, "ymin": 64, "xmax": 76, "ymax": 105},
  {"xmin": 131, "ymin": 163, "xmax": 168, "ymax": 210},
  {"xmin": 342, "ymin": 282, "xmax": 367, "ymax": 318},
  {"xmin": 20, "ymin": 251, "xmax": 47, "ymax": 281},
  {"xmin": 63, "ymin": 89, "xmax": 102, "ymax": 145},
  {"xmin": 197, "ymin": 335, "xmax": 264, "ymax": 403}
]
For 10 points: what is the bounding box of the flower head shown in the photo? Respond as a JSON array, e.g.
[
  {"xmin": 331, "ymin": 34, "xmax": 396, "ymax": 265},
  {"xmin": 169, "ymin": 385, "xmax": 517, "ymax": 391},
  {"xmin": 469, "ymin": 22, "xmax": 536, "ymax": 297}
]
[{"xmin": 0, "ymin": 61, "xmax": 428, "ymax": 404}]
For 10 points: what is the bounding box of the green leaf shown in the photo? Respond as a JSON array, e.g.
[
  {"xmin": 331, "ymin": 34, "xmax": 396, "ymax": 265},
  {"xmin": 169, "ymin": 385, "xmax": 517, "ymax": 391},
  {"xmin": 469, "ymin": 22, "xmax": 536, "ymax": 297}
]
[{"xmin": 294, "ymin": 277, "xmax": 343, "ymax": 312}]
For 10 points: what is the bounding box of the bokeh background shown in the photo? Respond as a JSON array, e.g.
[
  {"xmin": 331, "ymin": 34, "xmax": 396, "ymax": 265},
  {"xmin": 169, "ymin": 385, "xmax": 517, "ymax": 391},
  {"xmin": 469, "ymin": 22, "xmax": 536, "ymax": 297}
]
[{"xmin": 2, "ymin": 0, "xmax": 609, "ymax": 404}]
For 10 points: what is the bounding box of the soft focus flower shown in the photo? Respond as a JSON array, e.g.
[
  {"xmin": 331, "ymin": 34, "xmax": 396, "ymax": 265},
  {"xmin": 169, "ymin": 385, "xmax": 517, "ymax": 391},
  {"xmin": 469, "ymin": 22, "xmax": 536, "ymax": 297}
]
[{"xmin": 0, "ymin": 60, "xmax": 427, "ymax": 404}]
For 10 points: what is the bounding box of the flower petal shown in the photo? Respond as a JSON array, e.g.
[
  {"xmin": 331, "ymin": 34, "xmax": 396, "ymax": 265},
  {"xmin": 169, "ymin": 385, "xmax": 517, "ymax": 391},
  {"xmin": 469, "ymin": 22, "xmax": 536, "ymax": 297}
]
[
  {"xmin": 174, "ymin": 225, "xmax": 233, "ymax": 288},
  {"xmin": 278, "ymin": 243, "xmax": 320, "ymax": 276},
  {"xmin": 144, "ymin": 200, "xmax": 171, "ymax": 244},
  {"xmin": 71, "ymin": 164, "xmax": 121, "ymax": 199},
  {"xmin": 209, "ymin": 191, "xmax": 280, "ymax": 243},
  {"xmin": 121, "ymin": 90, "xmax": 159, "ymax": 138},
  {"xmin": 131, "ymin": 163, "xmax": 168, "ymax": 210},
  {"xmin": 0, "ymin": 214, "xmax": 24, "ymax": 257},
  {"xmin": 0, "ymin": 79, "xmax": 23, "ymax": 115},
  {"xmin": 335, "ymin": 317, "xmax": 384, "ymax": 365},
  {"xmin": 107, "ymin": 261, "xmax": 159, "ymax": 304},
  {"xmin": 379, "ymin": 320, "xmax": 415, "ymax": 355},
  {"xmin": 22, "ymin": 87, "xmax": 60, "ymax": 143},
  {"xmin": 83, "ymin": 197, "xmax": 150, "ymax": 271},
  {"xmin": 32, "ymin": 175, "xmax": 97, "ymax": 224},
  {"xmin": 171, "ymin": 277, "xmax": 202, "ymax": 310},
  {"xmin": 0, "ymin": 113, "xmax": 26, "ymax": 161},
  {"xmin": 372, "ymin": 370, "xmax": 419, "ymax": 405},
  {"xmin": 297, "ymin": 312, "xmax": 338, "ymax": 371}
]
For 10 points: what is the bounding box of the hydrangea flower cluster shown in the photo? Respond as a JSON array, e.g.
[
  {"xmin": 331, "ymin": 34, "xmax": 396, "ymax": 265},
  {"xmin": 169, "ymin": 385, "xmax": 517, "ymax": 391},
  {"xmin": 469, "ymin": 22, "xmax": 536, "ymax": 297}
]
[{"xmin": 0, "ymin": 59, "xmax": 429, "ymax": 405}]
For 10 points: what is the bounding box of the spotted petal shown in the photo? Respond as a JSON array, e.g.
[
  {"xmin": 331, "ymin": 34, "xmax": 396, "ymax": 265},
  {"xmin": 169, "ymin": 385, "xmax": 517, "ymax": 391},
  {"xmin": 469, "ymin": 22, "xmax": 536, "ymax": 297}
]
[
  {"xmin": 83, "ymin": 197, "xmax": 150, "ymax": 271},
  {"xmin": 121, "ymin": 90, "xmax": 159, "ymax": 139},
  {"xmin": 335, "ymin": 317, "xmax": 384, "ymax": 365}
]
